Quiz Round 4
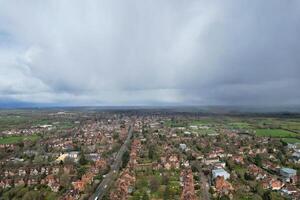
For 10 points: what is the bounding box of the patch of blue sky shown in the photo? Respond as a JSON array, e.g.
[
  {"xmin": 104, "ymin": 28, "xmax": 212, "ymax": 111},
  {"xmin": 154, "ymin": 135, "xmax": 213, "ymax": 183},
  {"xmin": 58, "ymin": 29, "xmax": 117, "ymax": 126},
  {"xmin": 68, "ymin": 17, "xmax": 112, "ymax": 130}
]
[{"xmin": 0, "ymin": 31, "xmax": 15, "ymax": 48}]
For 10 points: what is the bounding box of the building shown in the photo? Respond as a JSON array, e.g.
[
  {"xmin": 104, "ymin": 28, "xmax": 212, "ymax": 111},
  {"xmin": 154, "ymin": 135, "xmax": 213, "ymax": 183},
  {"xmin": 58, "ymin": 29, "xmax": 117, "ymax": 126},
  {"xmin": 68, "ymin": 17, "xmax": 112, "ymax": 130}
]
[
  {"xmin": 280, "ymin": 168, "xmax": 297, "ymax": 178},
  {"xmin": 204, "ymin": 158, "xmax": 220, "ymax": 165},
  {"xmin": 292, "ymin": 152, "xmax": 300, "ymax": 163},
  {"xmin": 56, "ymin": 151, "xmax": 79, "ymax": 162},
  {"xmin": 280, "ymin": 168, "xmax": 297, "ymax": 184},
  {"xmin": 215, "ymin": 176, "xmax": 234, "ymax": 195},
  {"xmin": 270, "ymin": 179, "xmax": 284, "ymax": 190},
  {"xmin": 179, "ymin": 143, "xmax": 187, "ymax": 151},
  {"xmin": 212, "ymin": 169, "xmax": 230, "ymax": 180}
]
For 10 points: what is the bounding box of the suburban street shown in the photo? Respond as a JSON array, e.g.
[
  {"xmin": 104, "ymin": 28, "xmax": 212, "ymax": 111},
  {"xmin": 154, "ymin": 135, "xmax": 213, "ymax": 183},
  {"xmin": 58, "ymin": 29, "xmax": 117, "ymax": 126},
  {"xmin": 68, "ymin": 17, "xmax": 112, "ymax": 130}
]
[
  {"xmin": 194, "ymin": 163, "xmax": 211, "ymax": 200},
  {"xmin": 89, "ymin": 125, "xmax": 133, "ymax": 200},
  {"xmin": 199, "ymin": 171, "xmax": 211, "ymax": 200}
]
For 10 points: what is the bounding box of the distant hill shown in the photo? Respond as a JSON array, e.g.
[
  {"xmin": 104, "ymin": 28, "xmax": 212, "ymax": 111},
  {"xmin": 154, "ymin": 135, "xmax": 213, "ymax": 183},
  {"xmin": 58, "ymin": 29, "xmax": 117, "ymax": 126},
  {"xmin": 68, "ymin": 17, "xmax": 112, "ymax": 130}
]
[{"xmin": 0, "ymin": 100, "xmax": 299, "ymax": 114}]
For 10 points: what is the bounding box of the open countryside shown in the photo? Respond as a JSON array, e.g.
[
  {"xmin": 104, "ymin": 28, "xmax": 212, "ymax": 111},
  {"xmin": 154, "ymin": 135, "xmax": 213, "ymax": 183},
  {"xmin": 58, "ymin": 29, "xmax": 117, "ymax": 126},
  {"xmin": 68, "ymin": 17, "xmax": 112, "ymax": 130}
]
[
  {"xmin": 0, "ymin": 135, "xmax": 39, "ymax": 145},
  {"xmin": 255, "ymin": 129, "xmax": 298, "ymax": 138}
]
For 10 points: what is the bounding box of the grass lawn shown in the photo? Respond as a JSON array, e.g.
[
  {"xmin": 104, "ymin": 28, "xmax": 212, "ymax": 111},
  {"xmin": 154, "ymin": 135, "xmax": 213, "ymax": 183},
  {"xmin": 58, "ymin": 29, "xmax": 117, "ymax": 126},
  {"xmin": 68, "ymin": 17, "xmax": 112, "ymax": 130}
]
[
  {"xmin": 255, "ymin": 129, "xmax": 298, "ymax": 138},
  {"xmin": 228, "ymin": 122, "xmax": 251, "ymax": 129},
  {"xmin": 0, "ymin": 135, "xmax": 39, "ymax": 144},
  {"xmin": 1, "ymin": 185, "xmax": 58, "ymax": 200},
  {"xmin": 234, "ymin": 165, "xmax": 247, "ymax": 175},
  {"xmin": 131, "ymin": 169, "xmax": 181, "ymax": 200},
  {"xmin": 195, "ymin": 129, "xmax": 215, "ymax": 135},
  {"xmin": 0, "ymin": 115, "xmax": 30, "ymax": 131},
  {"xmin": 280, "ymin": 121, "xmax": 300, "ymax": 132},
  {"xmin": 282, "ymin": 138, "xmax": 300, "ymax": 144},
  {"xmin": 164, "ymin": 120, "xmax": 187, "ymax": 128},
  {"xmin": 190, "ymin": 118, "xmax": 216, "ymax": 126}
]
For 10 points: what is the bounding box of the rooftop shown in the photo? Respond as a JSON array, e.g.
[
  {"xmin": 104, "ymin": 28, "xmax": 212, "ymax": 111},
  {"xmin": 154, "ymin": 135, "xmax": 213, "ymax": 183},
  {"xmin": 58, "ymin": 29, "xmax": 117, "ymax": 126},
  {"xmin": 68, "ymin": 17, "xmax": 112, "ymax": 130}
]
[{"xmin": 281, "ymin": 168, "xmax": 296, "ymax": 174}]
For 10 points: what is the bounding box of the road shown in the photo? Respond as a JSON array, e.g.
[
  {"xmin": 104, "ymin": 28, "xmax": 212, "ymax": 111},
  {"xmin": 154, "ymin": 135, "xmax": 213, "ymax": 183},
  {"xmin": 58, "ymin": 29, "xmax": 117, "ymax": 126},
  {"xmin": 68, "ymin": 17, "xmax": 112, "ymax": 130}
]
[
  {"xmin": 194, "ymin": 163, "xmax": 210, "ymax": 200},
  {"xmin": 199, "ymin": 171, "xmax": 211, "ymax": 200},
  {"xmin": 89, "ymin": 125, "xmax": 133, "ymax": 200}
]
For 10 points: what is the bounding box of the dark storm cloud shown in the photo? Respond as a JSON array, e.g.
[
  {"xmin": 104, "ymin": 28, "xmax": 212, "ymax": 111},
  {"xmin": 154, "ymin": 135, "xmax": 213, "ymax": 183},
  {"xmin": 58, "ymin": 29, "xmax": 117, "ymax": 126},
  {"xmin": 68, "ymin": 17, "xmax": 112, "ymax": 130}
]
[{"xmin": 0, "ymin": 0, "xmax": 299, "ymax": 106}]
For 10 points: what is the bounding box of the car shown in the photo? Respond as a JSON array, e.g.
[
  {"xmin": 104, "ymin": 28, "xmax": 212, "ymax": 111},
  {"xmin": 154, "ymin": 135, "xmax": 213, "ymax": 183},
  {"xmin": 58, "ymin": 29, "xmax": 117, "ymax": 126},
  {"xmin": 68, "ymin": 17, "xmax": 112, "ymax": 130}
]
[
  {"xmin": 104, "ymin": 184, "xmax": 107, "ymax": 189},
  {"xmin": 94, "ymin": 197, "xmax": 98, "ymax": 200}
]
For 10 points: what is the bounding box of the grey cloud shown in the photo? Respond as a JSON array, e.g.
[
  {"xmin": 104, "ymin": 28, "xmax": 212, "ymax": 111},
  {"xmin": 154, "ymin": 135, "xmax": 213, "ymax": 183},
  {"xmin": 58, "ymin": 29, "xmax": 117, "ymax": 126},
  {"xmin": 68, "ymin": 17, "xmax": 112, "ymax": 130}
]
[{"xmin": 0, "ymin": 0, "xmax": 299, "ymax": 106}]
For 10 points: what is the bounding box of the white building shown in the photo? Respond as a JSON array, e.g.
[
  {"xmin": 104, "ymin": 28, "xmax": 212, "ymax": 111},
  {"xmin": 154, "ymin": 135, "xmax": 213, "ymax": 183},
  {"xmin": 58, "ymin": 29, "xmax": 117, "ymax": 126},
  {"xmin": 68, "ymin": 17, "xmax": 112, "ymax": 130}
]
[
  {"xmin": 189, "ymin": 125, "xmax": 198, "ymax": 130},
  {"xmin": 184, "ymin": 131, "xmax": 191, "ymax": 136},
  {"xmin": 280, "ymin": 168, "xmax": 297, "ymax": 178},
  {"xmin": 179, "ymin": 143, "xmax": 187, "ymax": 151},
  {"xmin": 56, "ymin": 151, "xmax": 79, "ymax": 162},
  {"xmin": 212, "ymin": 169, "xmax": 230, "ymax": 180}
]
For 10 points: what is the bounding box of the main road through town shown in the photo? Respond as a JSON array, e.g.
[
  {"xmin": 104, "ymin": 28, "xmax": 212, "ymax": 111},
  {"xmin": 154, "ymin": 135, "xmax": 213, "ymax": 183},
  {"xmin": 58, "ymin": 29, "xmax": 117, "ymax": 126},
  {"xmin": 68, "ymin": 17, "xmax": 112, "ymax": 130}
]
[
  {"xmin": 195, "ymin": 163, "xmax": 211, "ymax": 200},
  {"xmin": 89, "ymin": 125, "xmax": 133, "ymax": 200}
]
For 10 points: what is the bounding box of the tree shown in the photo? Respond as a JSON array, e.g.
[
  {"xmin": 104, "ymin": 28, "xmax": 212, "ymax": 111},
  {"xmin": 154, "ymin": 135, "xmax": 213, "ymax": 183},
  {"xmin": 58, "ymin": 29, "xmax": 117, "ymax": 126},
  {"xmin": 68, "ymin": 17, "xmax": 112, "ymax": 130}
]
[
  {"xmin": 187, "ymin": 152, "xmax": 196, "ymax": 161},
  {"xmin": 77, "ymin": 166, "xmax": 87, "ymax": 179},
  {"xmin": 136, "ymin": 178, "xmax": 148, "ymax": 188},
  {"xmin": 281, "ymin": 140, "xmax": 288, "ymax": 147},
  {"xmin": 142, "ymin": 191, "xmax": 149, "ymax": 200},
  {"xmin": 122, "ymin": 151, "xmax": 130, "ymax": 168},
  {"xmin": 23, "ymin": 191, "xmax": 41, "ymax": 200},
  {"xmin": 60, "ymin": 173, "xmax": 70, "ymax": 189},
  {"xmin": 244, "ymin": 173, "xmax": 255, "ymax": 181},
  {"xmin": 252, "ymin": 194, "xmax": 263, "ymax": 200},
  {"xmin": 148, "ymin": 145, "xmax": 157, "ymax": 160},
  {"xmin": 263, "ymin": 191, "xmax": 284, "ymax": 200},
  {"xmin": 149, "ymin": 177, "xmax": 160, "ymax": 192},
  {"xmin": 226, "ymin": 159, "xmax": 235, "ymax": 171},
  {"xmin": 113, "ymin": 132, "xmax": 119, "ymax": 140},
  {"xmin": 64, "ymin": 157, "xmax": 75, "ymax": 165},
  {"xmin": 163, "ymin": 185, "xmax": 170, "ymax": 200},
  {"xmin": 79, "ymin": 152, "xmax": 88, "ymax": 165},
  {"xmin": 276, "ymin": 151, "xmax": 284, "ymax": 164},
  {"xmin": 219, "ymin": 195, "xmax": 230, "ymax": 200},
  {"xmin": 161, "ymin": 174, "xmax": 169, "ymax": 185},
  {"xmin": 45, "ymin": 193, "xmax": 57, "ymax": 200},
  {"xmin": 255, "ymin": 154, "xmax": 262, "ymax": 167},
  {"xmin": 191, "ymin": 161, "xmax": 200, "ymax": 172},
  {"xmin": 255, "ymin": 183, "xmax": 264, "ymax": 196},
  {"xmin": 33, "ymin": 155, "xmax": 45, "ymax": 165}
]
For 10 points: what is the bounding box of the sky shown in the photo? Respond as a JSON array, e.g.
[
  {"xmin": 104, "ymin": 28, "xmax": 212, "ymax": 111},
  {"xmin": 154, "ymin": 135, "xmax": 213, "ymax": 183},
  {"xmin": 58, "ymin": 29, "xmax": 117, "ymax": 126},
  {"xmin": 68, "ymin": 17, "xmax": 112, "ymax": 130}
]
[{"xmin": 0, "ymin": 0, "xmax": 300, "ymax": 107}]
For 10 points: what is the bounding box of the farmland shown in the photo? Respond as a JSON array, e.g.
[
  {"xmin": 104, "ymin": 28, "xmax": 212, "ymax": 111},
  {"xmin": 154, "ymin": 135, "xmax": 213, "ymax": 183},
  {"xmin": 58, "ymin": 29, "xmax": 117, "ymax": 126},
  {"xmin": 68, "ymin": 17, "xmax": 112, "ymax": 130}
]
[
  {"xmin": 0, "ymin": 135, "xmax": 40, "ymax": 144},
  {"xmin": 282, "ymin": 138, "xmax": 300, "ymax": 144},
  {"xmin": 228, "ymin": 122, "xmax": 251, "ymax": 129},
  {"xmin": 255, "ymin": 129, "xmax": 298, "ymax": 138}
]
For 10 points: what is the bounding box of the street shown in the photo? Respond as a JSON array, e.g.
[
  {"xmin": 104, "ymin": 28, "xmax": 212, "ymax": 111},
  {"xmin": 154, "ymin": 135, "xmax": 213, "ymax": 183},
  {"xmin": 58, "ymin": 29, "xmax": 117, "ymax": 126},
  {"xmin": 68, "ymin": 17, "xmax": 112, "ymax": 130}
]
[
  {"xmin": 89, "ymin": 125, "xmax": 133, "ymax": 200},
  {"xmin": 199, "ymin": 171, "xmax": 211, "ymax": 200}
]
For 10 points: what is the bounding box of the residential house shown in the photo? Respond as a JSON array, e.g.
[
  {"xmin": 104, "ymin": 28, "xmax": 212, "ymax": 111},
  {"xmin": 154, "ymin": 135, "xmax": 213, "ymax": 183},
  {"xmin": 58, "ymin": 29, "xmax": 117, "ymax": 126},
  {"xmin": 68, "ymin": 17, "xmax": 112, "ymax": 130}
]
[{"xmin": 214, "ymin": 176, "xmax": 234, "ymax": 195}]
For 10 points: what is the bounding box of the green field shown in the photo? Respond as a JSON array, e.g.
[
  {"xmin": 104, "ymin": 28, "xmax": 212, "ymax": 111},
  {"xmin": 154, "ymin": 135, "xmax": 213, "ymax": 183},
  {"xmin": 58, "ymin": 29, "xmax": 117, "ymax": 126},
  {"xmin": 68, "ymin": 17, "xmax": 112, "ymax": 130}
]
[
  {"xmin": 255, "ymin": 129, "xmax": 298, "ymax": 138},
  {"xmin": 165, "ymin": 120, "xmax": 187, "ymax": 127},
  {"xmin": 0, "ymin": 115, "xmax": 30, "ymax": 131},
  {"xmin": 228, "ymin": 122, "xmax": 251, "ymax": 129},
  {"xmin": 190, "ymin": 118, "xmax": 217, "ymax": 125},
  {"xmin": 131, "ymin": 169, "xmax": 181, "ymax": 200},
  {"xmin": 280, "ymin": 121, "xmax": 300, "ymax": 133},
  {"xmin": 282, "ymin": 138, "xmax": 300, "ymax": 144},
  {"xmin": 0, "ymin": 135, "xmax": 40, "ymax": 144}
]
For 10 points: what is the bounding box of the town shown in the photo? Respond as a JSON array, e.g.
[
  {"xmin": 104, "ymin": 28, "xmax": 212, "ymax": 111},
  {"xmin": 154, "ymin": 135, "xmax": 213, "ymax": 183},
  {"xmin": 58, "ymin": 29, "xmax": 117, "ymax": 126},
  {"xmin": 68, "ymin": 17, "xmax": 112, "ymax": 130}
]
[{"xmin": 0, "ymin": 109, "xmax": 299, "ymax": 200}]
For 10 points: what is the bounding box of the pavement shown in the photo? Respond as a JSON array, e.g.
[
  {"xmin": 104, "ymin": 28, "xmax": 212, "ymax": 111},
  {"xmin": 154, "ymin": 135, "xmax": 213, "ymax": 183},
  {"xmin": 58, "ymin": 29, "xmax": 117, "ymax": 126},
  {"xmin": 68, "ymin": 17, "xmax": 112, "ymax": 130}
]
[{"xmin": 89, "ymin": 125, "xmax": 133, "ymax": 200}]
